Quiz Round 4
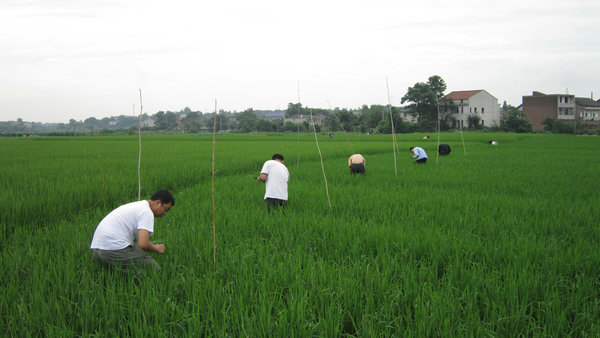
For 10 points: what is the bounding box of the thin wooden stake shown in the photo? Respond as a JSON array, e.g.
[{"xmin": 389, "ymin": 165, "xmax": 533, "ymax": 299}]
[
  {"xmin": 137, "ymin": 90, "xmax": 143, "ymax": 201},
  {"xmin": 297, "ymin": 124, "xmax": 300, "ymax": 168},
  {"xmin": 310, "ymin": 110, "xmax": 332, "ymax": 209},
  {"xmin": 460, "ymin": 111, "xmax": 467, "ymax": 157},
  {"xmin": 297, "ymin": 80, "xmax": 301, "ymax": 168},
  {"xmin": 212, "ymin": 100, "xmax": 217, "ymax": 273},
  {"xmin": 386, "ymin": 78, "xmax": 398, "ymax": 176},
  {"xmin": 436, "ymin": 99, "xmax": 441, "ymax": 165},
  {"xmin": 97, "ymin": 129, "xmax": 106, "ymax": 210}
]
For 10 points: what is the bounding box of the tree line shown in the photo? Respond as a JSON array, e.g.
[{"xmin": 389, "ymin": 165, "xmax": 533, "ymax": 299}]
[{"xmin": 3, "ymin": 75, "xmax": 539, "ymax": 136}]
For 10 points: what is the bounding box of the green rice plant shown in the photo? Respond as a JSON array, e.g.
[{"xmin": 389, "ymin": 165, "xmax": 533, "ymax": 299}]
[{"xmin": 1, "ymin": 132, "xmax": 599, "ymax": 335}]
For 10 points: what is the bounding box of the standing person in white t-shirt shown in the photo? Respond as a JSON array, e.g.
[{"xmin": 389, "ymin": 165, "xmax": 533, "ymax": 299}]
[
  {"xmin": 257, "ymin": 154, "xmax": 289, "ymax": 210},
  {"xmin": 90, "ymin": 189, "xmax": 174, "ymax": 271}
]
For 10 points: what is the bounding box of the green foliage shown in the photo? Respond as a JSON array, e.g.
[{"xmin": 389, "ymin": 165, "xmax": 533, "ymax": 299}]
[
  {"xmin": 181, "ymin": 112, "xmax": 203, "ymax": 133},
  {"xmin": 155, "ymin": 111, "xmax": 178, "ymax": 130},
  {"xmin": 236, "ymin": 108, "xmax": 258, "ymax": 133},
  {"xmin": 500, "ymin": 105, "xmax": 533, "ymax": 133},
  {"xmin": 542, "ymin": 118, "xmax": 575, "ymax": 134},
  {"xmin": 286, "ymin": 102, "xmax": 304, "ymax": 117},
  {"xmin": 467, "ymin": 114, "xmax": 482, "ymax": 130},
  {"xmin": 401, "ymin": 75, "xmax": 454, "ymax": 131},
  {"xmin": 2, "ymin": 133, "xmax": 600, "ymax": 336}
]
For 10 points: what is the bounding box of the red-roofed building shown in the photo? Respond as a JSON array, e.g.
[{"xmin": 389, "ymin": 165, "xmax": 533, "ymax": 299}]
[{"xmin": 444, "ymin": 90, "xmax": 501, "ymax": 128}]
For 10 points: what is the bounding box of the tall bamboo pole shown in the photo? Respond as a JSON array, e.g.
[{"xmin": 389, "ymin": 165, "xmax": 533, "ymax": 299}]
[
  {"xmin": 436, "ymin": 99, "xmax": 441, "ymax": 164},
  {"xmin": 212, "ymin": 100, "xmax": 217, "ymax": 273},
  {"xmin": 138, "ymin": 89, "xmax": 143, "ymax": 201},
  {"xmin": 460, "ymin": 111, "xmax": 467, "ymax": 156},
  {"xmin": 311, "ymin": 110, "xmax": 332, "ymax": 209},
  {"xmin": 386, "ymin": 78, "xmax": 398, "ymax": 176},
  {"xmin": 297, "ymin": 80, "xmax": 301, "ymax": 168}
]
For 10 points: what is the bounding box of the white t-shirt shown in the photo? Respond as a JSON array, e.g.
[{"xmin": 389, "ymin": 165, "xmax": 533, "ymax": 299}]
[
  {"xmin": 90, "ymin": 200, "xmax": 154, "ymax": 250},
  {"xmin": 261, "ymin": 160, "xmax": 289, "ymax": 200}
]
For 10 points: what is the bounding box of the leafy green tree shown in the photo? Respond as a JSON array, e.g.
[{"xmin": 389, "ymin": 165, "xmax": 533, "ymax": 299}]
[
  {"xmin": 325, "ymin": 115, "xmax": 341, "ymax": 131},
  {"xmin": 335, "ymin": 110, "xmax": 357, "ymax": 131},
  {"xmin": 165, "ymin": 112, "xmax": 178, "ymax": 130},
  {"xmin": 358, "ymin": 105, "xmax": 386, "ymax": 133},
  {"xmin": 374, "ymin": 107, "xmax": 414, "ymax": 134},
  {"xmin": 182, "ymin": 112, "xmax": 202, "ymax": 133},
  {"xmin": 83, "ymin": 117, "xmax": 100, "ymax": 131},
  {"xmin": 236, "ymin": 108, "xmax": 258, "ymax": 132},
  {"xmin": 256, "ymin": 119, "xmax": 275, "ymax": 132},
  {"xmin": 283, "ymin": 121, "xmax": 298, "ymax": 132},
  {"xmin": 286, "ymin": 103, "xmax": 304, "ymax": 117},
  {"xmin": 467, "ymin": 114, "xmax": 482, "ymax": 130},
  {"xmin": 542, "ymin": 118, "xmax": 573, "ymax": 134},
  {"xmin": 154, "ymin": 111, "xmax": 178, "ymax": 130},
  {"xmin": 401, "ymin": 75, "xmax": 453, "ymax": 131},
  {"xmin": 500, "ymin": 106, "xmax": 532, "ymax": 133},
  {"xmin": 154, "ymin": 111, "xmax": 167, "ymax": 130}
]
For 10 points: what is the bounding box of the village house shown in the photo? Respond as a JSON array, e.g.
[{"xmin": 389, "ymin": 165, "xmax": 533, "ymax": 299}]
[
  {"xmin": 264, "ymin": 111, "xmax": 326, "ymax": 125},
  {"xmin": 444, "ymin": 90, "xmax": 501, "ymax": 128},
  {"xmin": 574, "ymin": 96, "xmax": 600, "ymax": 130},
  {"xmin": 521, "ymin": 91, "xmax": 576, "ymax": 131}
]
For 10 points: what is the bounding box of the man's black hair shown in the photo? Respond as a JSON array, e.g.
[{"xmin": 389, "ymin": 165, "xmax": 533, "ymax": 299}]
[
  {"xmin": 409, "ymin": 147, "xmax": 415, "ymax": 151},
  {"xmin": 272, "ymin": 154, "xmax": 284, "ymax": 161},
  {"xmin": 150, "ymin": 189, "xmax": 175, "ymax": 206}
]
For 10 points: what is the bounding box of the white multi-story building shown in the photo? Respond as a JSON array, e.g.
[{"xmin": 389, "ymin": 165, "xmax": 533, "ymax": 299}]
[{"xmin": 444, "ymin": 90, "xmax": 501, "ymax": 128}]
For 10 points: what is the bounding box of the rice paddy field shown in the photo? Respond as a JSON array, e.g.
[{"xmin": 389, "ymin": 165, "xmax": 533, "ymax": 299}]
[{"xmin": 1, "ymin": 132, "xmax": 599, "ymax": 336}]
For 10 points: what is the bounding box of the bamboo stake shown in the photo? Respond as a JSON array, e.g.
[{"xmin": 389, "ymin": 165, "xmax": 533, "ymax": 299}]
[
  {"xmin": 386, "ymin": 78, "xmax": 398, "ymax": 176},
  {"xmin": 297, "ymin": 80, "xmax": 301, "ymax": 168},
  {"xmin": 212, "ymin": 100, "xmax": 218, "ymax": 273},
  {"xmin": 436, "ymin": 99, "xmax": 441, "ymax": 165},
  {"xmin": 96, "ymin": 129, "xmax": 106, "ymax": 210},
  {"xmin": 137, "ymin": 89, "xmax": 143, "ymax": 201},
  {"xmin": 310, "ymin": 110, "xmax": 332, "ymax": 209},
  {"xmin": 460, "ymin": 111, "xmax": 467, "ymax": 157}
]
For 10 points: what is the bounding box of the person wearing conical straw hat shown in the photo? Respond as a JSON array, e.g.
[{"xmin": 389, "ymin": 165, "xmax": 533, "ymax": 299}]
[
  {"xmin": 90, "ymin": 189, "xmax": 174, "ymax": 272},
  {"xmin": 348, "ymin": 153, "xmax": 366, "ymax": 175},
  {"xmin": 257, "ymin": 154, "xmax": 289, "ymax": 210}
]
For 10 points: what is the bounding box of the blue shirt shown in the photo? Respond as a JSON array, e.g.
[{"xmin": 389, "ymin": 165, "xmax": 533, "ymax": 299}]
[{"xmin": 411, "ymin": 147, "xmax": 428, "ymax": 160}]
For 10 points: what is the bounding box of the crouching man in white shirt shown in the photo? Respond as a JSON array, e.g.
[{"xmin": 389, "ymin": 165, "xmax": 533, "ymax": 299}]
[{"xmin": 90, "ymin": 189, "xmax": 174, "ymax": 271}]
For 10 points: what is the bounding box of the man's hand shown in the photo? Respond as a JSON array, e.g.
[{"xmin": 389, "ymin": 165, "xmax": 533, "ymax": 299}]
[
  {"xmin": 138, "ymin": 229, "xmax": 166, "ymax": 254},
  {"xmin": 154, "ymin": 243, "xmax": 166, "ymax": 254}
]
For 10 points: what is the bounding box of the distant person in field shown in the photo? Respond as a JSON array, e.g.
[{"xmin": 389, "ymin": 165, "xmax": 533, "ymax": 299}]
[
  {"xmin": 489, "ymin": 140, "xmax": 499, "ymax": 145},
  {"xmin": 257, "ymin": 153, "xmax": 289, "ymax": 210},
  {"xmin": 90, "ymin": 189, "xmax": 174, "ymax": 272},
  {"xmin": 348, "ymin": 153, "xmax": 366, "ymax": 174},
  {"xmin": 410, "ymin": 146, "xmax": 428, "ymax": 164}
]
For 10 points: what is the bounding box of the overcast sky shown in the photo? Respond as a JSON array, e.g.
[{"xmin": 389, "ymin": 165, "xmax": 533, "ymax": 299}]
[{"xmin": 1, "ymin": 0, "xmax": 599, "ymax": 123}]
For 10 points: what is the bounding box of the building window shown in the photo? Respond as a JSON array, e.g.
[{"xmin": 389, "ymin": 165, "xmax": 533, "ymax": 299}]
[{"xmin": 481, "ymin": 107, "xmax": 485, "ymax": 114}]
